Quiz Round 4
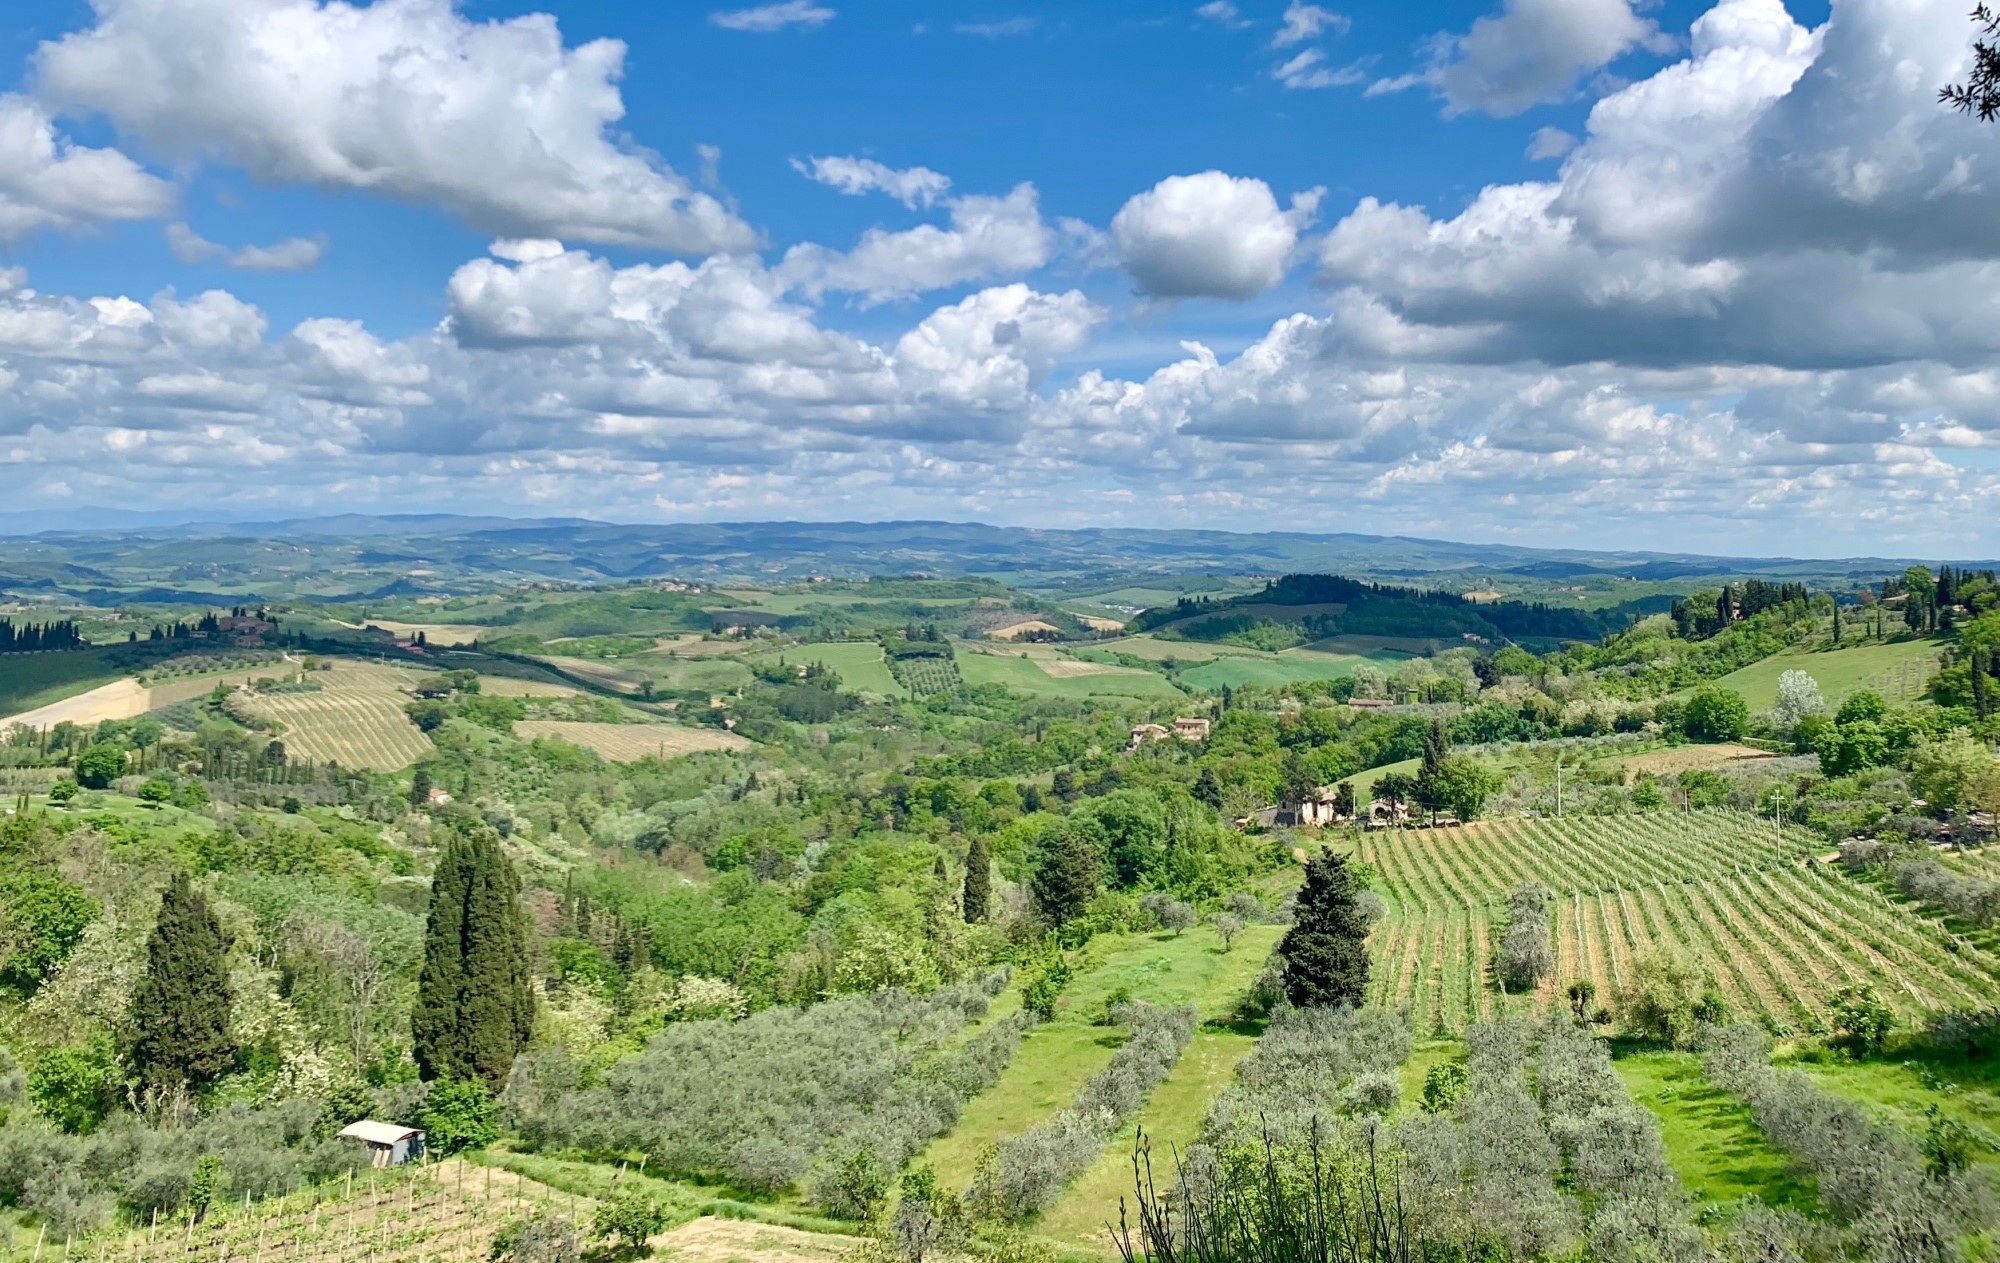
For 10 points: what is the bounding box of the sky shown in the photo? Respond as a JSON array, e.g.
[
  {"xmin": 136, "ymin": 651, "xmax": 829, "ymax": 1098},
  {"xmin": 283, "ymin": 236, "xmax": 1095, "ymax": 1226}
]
[{"xmin": 4, "ymin": 0, "xmax": 2000, "ymax": 557}]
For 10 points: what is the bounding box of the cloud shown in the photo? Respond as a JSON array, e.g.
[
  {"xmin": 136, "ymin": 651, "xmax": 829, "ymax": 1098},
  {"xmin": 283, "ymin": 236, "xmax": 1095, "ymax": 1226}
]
[
  {"xmin": 36, "ymin": 0, "xmax": 758, "ymax": 253},
  {"xmin": 1372, "ymin": 0, "xmax": 1673, "ymax": 116},
  {"xmin": 1273, "ymin": 49, "xmax": 1368, "ymax": 90},
  {"xmin": 1272, "ymin": 2, "xmax": 1349, "ymax": 48},
  {"xmin": 956, "ymin": 18, "xmax": 1040, "ymax": 38},
  {"xmin": 1111, "ymin": 172, "xmax": 1319, "ymax": 299},
  {"xmin": 709, "ymin": 2, "xmax": 835, "ymax": 32},
  {"xmin": 1524, "ymin": 126, "xmax": 1577, "ymax": 159},
  {"xmin": 0, "ymin": 94, "xmax": 173, "ymax": 242},
  {"xmin": 166, "ymin": 223, "xmax": 327, "ymax": 272},
  {"xmin": 792, "ymin": 156, "xmax": 951, "ymax": 208},
  {"xmin": 1196, "ymin": 2, "xmax": 1251, "ymax": 29},
  {"xmin": 781, "ymin": 184, "xmax": 1054, "ymax": 303}
]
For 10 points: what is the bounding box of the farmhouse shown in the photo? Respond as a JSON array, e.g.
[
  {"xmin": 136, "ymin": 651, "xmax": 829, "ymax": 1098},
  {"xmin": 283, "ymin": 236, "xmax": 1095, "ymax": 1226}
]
[
  {"xmin": 336, "ymin": 1120, "xmax": 426, "ymax": 1167},
  {"xmin": 1172, "ymin": 717, "xmax": 1211, "ymax": 741},
  {"xmin": 1128, "ymin": 717, "xmax": 1213, "ymax": 751}
]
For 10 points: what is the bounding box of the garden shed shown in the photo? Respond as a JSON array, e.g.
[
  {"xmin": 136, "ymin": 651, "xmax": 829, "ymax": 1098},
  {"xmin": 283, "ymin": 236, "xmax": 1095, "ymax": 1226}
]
[{"xmin": 336, "ymin": 1120, "xmax": 427, "ymax": 1167}]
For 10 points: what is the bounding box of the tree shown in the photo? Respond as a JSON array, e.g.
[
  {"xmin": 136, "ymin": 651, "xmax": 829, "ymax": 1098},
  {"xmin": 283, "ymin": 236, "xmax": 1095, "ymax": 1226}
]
[
  {"xmin": 409, "ymin": 764, "xmax": 434, "ymax": 808},
  {"xmin": 1425, "ymin": 757, "xmax": 1499, "ymax": 822},
  {"xmin": 0, "ymin": 870, "xmax": 99, "ymax": 993},
  {"xmin": 413, "ymin": 828, "xmax": 536, "ymax": 1085},
  {"xmin": 1944, "ymin": 8, "xmax": 2000, "ymax": 119},
  {"xmin": 138, "ymin": 776, "xmax": 173, "ymax": 807},
  {"xmin": 1683, "ymin": 687, "xmax": 1749, "ymax": 742},
  {"xmin": 1567, "ymin": 979, "xmax": 1598, "ymax": 1024},
  {"xmin": 1773, "ymin": 670, "xmax": 1826, "ymax": 733},
  {"xmin": 1421, "ymin": 1061, "xmax": 1469, "ymax": 1113},
  {"xmin": 1909, "ymin": 737, "xmax": 1995, "ymax": 812},
  {"xmin": 1495, "ymin": 882, "xmax": 1554, "ymax": 992},
  {"xmin": 1619, "ymin": 947, "xmax": 1717, "ymax": 1048},
  {"xmin": 1278, "ymin": 850, "xmax": 1370, "ymax": 1009},
  {"xmin": 1214, "ymin": 913, "xmax": 1246, "ymax": 952},
  {"xmin": 961, "ymin": 834, "xmax": 991, "ymax": 924},
  {"xmin": 1830, "ymin": 984, "xmax": 1893, "ymax": 1055},
  {"xmin": 1029, "ymin": 822, "xmax": 1100, "ymax": 929},
  {"xmin": 417, "ymin": 1075, "xmax": 502, "ymax": 1154},
  {"xmin": 131, "ymin": 872, "xmax": 236, "ymax": 1091},
  {"xmin": 593, "ymin": 1187, "xmax": 668, "ymax": 1258},
  {"xmin": 73, "ymin": 743, "xmax": 126, "ymax": 790},
  {"xmin": 46, "ymin": 779, "xmax": 77, "ymax": 806}
]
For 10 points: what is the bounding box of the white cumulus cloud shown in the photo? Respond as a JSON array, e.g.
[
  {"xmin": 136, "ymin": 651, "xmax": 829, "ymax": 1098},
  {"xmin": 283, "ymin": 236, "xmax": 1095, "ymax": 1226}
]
[
  {"xmin": 0, "ymin": 94, "xmax": 173, "ymax": 242},
  {"xmin": 36, "ymin": 0, "xmax": 758, "ymax": 252},
  {"xmin": 1111, "ymin": 172, "xmax": 1319, "ymax": 300},
  {"xmin": 1371, "ymin": 0, "xmax": 1673, "ymax": 117}
]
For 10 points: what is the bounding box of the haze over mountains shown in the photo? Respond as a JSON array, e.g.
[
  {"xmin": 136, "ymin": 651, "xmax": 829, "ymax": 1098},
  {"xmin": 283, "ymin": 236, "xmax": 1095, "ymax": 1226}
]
[{"xmin": 0, "ymin": 514, "xmax": 1978, "ymax": 604}]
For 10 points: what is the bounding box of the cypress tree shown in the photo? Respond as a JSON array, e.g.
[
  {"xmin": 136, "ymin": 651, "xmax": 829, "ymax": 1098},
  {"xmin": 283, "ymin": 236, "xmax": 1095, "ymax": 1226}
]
[
  {"xmin": 1279, "ymin": 850, "xmax": 1370, "ymax": 1009},
  {"xmin": 1030, "ymin": 823, "xmax": 1100, "ymax": 928},
  {"xmin": 409, "ymin": 765, "xmax": 432, "ymax": 809},
  {"xmin": 132, "ymin": 873, "xmax": 235, "ymax": 1091},
  {"xmin": 962, "ymin": 834, "xmax": 992, "ymax": 924},
  {"xmin": 413, "ymin": 828, "xmax": 536, "ymax": 1086}
]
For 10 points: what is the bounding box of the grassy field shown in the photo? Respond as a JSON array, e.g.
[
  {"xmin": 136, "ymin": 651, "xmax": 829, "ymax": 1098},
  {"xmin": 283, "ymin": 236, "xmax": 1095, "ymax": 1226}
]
[
  {"xmin": 750, "ymin": 642, "xmax": 906, "ymax": 698},
  {"xmin": 1347, "ymin": 812, "xmax": 2000, "ymax": 1033},
  {"xmin": 514, "ymin": 720, "xmax": 752, "ymax": 761},
  {"xmin": 1612, "ymin": 1052, "xmax": 1818, "ymax": 1215},
  {"xmin": 956, "ymin": 650, "xmax": 1184, "ymax": 700},
  {"xmin": 1705, "ymin": 635, "xmax": 1948, "ymax": 710},
  {"xmin": 0, "ymin": 647, "xmax": 142, "ymax": 715},
  {"xmin": 1177, "ymin": 648, "xmax": 1388, "ymax": 691},
  {"xmin": 920, "ymin": 923, "xmax": 1282, "ymax": 1193},
  {"xmin": 1790, "ymin": 1052, "xmax": 2000, "ymax": 1182},
  {"xmin": 244, "ymin": 662, "xmax": 436, "ymax": 770}
]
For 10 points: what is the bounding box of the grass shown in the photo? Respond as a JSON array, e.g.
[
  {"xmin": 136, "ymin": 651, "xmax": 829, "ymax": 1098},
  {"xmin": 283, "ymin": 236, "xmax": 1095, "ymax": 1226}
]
[
  {"xmin": 956, "ymin": 651, "xmax": 1185, "ymax": 700},
  {"xmin": 1705, "ymin": 635, "xmax": 1948, "ymax": 710},
  {"xmin": 749, "ymin": 643, "xmax": 906, "ymax": 698},
  {"xmin": 921, "ymin": 923, "xmax": 1282, "ymax": 1192},
  {"xmin": 1177, "ymin": 651, "xmax": 1376, "ymax": 692},
  {"xmin": 1784, "ymin": 1051, "xmax": 2000, "ymax": 1181},
  {"xmin": 1613, "ymin": 1051, "xmax": 1819, "ymax": 1216},
  {"xmin": 0, "ymin": 647, "xmax": 140, "ymax": 715}
]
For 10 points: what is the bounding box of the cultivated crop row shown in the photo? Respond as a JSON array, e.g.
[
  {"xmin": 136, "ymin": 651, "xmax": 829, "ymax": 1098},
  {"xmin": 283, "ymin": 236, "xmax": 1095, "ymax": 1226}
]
[
  {"xmin": 1357, "ymin": 811, "xmax": 2000, "ymax": 1033},
  {"xmin": 93, "ymin": 1161, "xmax": 578, "ymax": 1263}
]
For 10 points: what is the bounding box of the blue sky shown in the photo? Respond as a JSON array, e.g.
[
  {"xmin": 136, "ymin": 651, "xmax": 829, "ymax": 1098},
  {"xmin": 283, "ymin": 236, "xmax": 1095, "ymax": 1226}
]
[{"xmin": 2, "ymin": 0, "xmax": 1995, "ymax": 558}]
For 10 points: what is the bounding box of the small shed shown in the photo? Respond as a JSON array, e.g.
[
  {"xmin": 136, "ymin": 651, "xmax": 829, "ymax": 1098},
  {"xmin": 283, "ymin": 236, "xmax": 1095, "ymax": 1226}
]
[{"xmin": 336, "ymin": 1120, "xmax": 427, "ymax": 1168}]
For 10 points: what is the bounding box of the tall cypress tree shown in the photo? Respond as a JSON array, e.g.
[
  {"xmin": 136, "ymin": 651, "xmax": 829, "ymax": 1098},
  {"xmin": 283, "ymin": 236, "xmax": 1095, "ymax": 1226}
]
[
  {"xmin": 1279, "ymin": 850, "xmax": 1370, "ymax": 1009},
  {"xmin": 132, "ymin": 873, "xmax": 235, "ymax": 1091},
  {"xmin": 962, "ymin": 834, "xmax": 992, "ymax": 924},
  {"xmin": 413, "ymin": 828, "xmax": 535, "ymax": 1086}
]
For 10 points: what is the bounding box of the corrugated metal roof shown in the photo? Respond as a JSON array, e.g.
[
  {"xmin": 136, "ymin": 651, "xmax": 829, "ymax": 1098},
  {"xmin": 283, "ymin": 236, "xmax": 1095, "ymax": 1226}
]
[{"xmin": 337, "ymin": 1120, "xmax": 422, "ymax": 1145}]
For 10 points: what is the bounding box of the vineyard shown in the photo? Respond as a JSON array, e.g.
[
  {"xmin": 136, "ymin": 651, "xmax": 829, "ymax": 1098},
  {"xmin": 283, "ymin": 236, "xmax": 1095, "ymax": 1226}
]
[
  {"xmin": 95, "ymin": 1161, "xmax": 580, "ymax": 1263},
  {"xmin": 241, "ymin": 663, "xmax": 435, "ymax": 771},
  {"xmin": 1351, "ymin": 812, "xmax": 2000, "ymax": 1034}
]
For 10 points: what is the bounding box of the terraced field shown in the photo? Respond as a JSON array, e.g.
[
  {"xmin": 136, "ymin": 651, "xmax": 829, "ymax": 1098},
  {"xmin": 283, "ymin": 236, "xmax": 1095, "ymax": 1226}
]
[
  {"xmin": 243, "ymin": 662, "xmax": 435, "ymax": 770},
  {"xmin": 1351, "ymin": 812, "xmax": 2000, "ymax": 1033}
]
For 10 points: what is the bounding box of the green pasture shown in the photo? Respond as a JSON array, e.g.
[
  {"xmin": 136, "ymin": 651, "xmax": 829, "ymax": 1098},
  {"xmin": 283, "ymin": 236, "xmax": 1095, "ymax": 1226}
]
[
  {"xmin": 1613, "ymin": 1052, "xmax": 1818, "ymax": 1216},
  {"xmin": 1704, "ymin": 635, "xmax": 1947, "ymax": 710},
  {"xmin": 749, "ymin": 642, "xmax": 907, "ymax": 698},
  {"xmin": 1177, "ymin": 648, "xmax": 1393, "ymax": 692},
  {"xmin": 1788, "ymin": 1051, "xmax": 2000, "ymax": 1181},
  {"xmin": 0, "ymin": 649, "xmax": 133, "ymax": 716}
]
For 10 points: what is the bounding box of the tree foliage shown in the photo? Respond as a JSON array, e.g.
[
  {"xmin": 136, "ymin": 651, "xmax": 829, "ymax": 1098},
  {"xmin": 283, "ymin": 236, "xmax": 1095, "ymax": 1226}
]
[
  {"xmin": 131, "ymin": 872, "xmax": 235, "ymax": 1092},
  {"xmin": 1278, "ymin": 850, "xmax": 1369, "ymax": 1010},
  {"xmin": 413, "ymin": 827, "xmax": 535, "ymax": 1086}
]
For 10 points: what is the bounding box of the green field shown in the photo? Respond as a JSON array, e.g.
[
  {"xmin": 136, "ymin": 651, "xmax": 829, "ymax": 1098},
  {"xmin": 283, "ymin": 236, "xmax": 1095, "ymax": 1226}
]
[
  {"xmin": 0, "ymin": 647, "xmax": 134, "ymax": 715},
  {"xmin": 1705, "ymin": 635, "xmax": 1947, "ymax": 710},
  {"xmin": 1613, "ymin": 1052, "xmax": 1817, "ymax": 1215},
  {"xmin": 750, "ymin": 642, "xmax": 907, "ymax": 698},
  {"xmin": 920, "ymin": 923, "xmax": 1280, "ymax": 1192},
  {"xmin": 1178, "ymin": 648, "xmax": 1393, "ymax": 691},
  {"xmin": 956, "ymin": 651, "xmax": 1185, "ymax": 700}
]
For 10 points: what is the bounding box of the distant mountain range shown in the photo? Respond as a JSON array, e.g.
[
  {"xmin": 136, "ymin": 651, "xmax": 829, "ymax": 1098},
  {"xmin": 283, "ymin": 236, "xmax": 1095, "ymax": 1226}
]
[{"xmin": 0, "ymin": 513, "xmax": 1980, "ymax": 604}]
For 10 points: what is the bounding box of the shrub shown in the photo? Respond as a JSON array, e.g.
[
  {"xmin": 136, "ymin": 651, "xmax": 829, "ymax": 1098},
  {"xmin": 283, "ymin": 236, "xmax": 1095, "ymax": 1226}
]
[
  {"xmin": 490, "ymin": 1211, "xmax": 582, "ymax": 1263},
  {"xmin": 46, "ymin": 780, "xmax": 77, "ymax": 806},
  {"xmin": 1214, "ymin": 914, "xmax": 1246, "ymax": 952},
  {"xmin": 418, "ymin": 1078, "xmax": 501, "ymax": 1155},
  {"xmin": 1344, "ymin": 1071, "xmax": 1398, "ymax": 1116},
  {"xmin": 592, "ymin": 1187, "xmax": 669, "ymax": 1257},
  {"xmin": 1829, "ymin": 984, "xmax": 1893, "ymax": 1055},
  {"xmin": 1138, "ymin": 894, "xmax": 1195, "ymax": 937},
  {"xmin": 28, "ymin": 1045, "xmax": 118, "ymax": 1134},
  {"xmin": 1618, "ymin": 948, "xmax": 1714, "ymax": 1048},
  {"xmin": 1421, "ymin": 1062, "xmax": 1469, "ymax": 1114},
  {"xmin": 72, "ymin": 745, "xmax": 126, "ymax": 790}
]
